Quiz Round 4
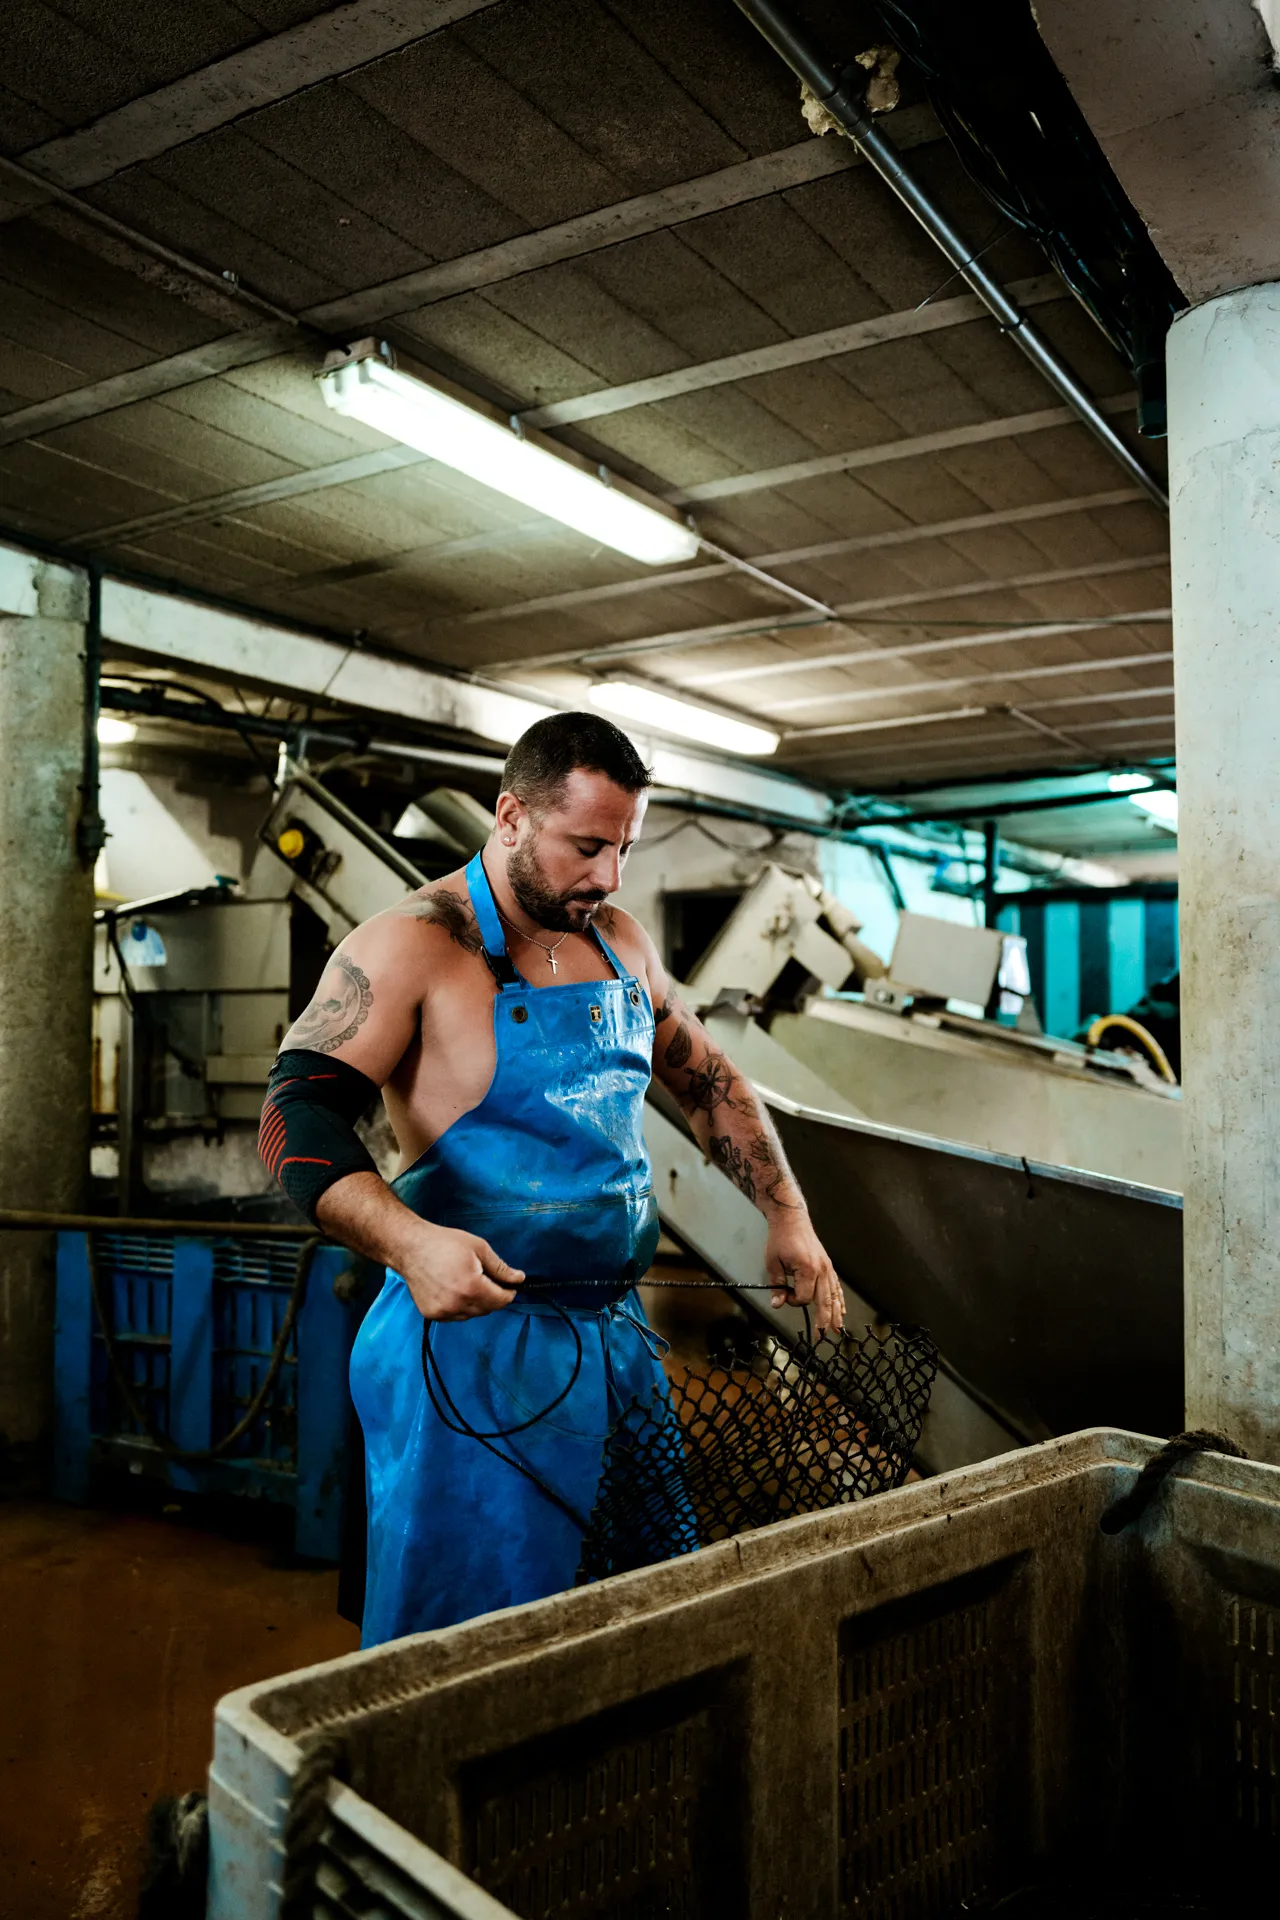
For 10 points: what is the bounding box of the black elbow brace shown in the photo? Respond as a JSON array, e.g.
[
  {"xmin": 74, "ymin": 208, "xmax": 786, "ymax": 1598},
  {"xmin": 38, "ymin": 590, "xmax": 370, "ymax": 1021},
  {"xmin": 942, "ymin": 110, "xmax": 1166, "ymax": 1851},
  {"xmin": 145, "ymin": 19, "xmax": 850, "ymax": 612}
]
[{"xmin": 259, "ymin": 1049, "xmax": 380, "ymax": 1224}]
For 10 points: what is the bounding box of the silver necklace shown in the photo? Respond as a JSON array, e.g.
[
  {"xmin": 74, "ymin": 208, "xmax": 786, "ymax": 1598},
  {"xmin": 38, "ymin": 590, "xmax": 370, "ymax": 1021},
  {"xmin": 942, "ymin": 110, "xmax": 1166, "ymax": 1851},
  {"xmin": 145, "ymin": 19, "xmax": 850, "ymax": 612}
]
[{"xmin": 494, "ymin": 902, "xmax": 572, "ymax": 975}]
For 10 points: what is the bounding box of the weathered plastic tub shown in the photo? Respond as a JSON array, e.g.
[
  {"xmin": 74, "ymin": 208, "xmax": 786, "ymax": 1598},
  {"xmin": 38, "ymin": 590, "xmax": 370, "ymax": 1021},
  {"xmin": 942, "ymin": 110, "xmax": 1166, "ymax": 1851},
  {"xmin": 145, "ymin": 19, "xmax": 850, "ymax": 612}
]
[{"xmin": 209, "ymin": 1429, "xmax": 1280, "ymax": 1917}]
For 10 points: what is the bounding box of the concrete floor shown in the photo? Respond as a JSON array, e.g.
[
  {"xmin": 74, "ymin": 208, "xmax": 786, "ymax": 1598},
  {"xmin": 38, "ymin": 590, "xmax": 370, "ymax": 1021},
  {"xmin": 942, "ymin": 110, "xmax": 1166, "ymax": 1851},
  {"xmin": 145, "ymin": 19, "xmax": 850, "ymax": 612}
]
[{"xmin": 0, "ymin": 1497, "xmax": 358, "ymax": 1920}]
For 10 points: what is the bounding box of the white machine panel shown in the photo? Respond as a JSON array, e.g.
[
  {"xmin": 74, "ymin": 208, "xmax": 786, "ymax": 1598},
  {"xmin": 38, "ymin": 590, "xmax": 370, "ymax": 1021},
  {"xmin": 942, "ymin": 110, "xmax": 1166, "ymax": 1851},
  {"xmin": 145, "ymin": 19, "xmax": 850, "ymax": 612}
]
[{"xmin": 888, "ymin": 913, "xmax": 1008, "ymax": 1008}]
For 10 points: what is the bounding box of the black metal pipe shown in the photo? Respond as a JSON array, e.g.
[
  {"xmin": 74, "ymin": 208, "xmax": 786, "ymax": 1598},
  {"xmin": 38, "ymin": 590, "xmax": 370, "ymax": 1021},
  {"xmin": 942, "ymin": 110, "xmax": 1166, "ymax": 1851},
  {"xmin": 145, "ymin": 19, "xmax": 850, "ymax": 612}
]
[
  {"xmin": 885, "ymin": 781, "xmax": 1175, "ymax": 823},
  {"xmin": 982, "ymin": 819, "xmax": 1000, "ymax": 926},
  {"xmin": 732, "ymin": 0, "xmax": 1168, "ymax": 510},
  {"xmin": 0, "ymin": 1208, "xmax": 313, "ymax": 1238}
]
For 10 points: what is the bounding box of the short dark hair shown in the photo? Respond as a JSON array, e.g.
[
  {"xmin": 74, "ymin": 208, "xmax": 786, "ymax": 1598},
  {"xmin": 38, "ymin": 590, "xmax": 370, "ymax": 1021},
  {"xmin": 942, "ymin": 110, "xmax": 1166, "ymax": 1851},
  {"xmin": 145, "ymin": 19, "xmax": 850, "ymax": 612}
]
[{"xmin": 501, "ymin": 711, "xmax": 653, "ymax": 813}]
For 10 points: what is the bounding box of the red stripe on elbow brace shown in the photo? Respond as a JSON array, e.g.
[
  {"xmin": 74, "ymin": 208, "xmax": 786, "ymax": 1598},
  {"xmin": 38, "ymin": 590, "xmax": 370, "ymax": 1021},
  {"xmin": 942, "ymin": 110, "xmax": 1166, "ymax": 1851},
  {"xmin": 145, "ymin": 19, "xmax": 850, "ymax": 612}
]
[{"xmin": 259, "ymin": 1050, "xmax": 380, "ymax": 1223}]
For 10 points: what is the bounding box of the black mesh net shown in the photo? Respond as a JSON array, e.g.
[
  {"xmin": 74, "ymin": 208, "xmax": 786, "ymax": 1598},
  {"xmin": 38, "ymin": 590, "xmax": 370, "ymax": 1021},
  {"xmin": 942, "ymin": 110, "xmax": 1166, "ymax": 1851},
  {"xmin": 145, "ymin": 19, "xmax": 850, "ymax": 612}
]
[{"xmin": 576, "ymin": 1318, "xmax": 938, "ymax": 1585}]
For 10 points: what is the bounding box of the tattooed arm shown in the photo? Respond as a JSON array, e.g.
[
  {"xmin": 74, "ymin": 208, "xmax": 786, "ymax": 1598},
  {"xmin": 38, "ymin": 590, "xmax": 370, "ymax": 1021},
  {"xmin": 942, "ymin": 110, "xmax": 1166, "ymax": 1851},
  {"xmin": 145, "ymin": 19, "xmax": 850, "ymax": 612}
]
[
  {"xmin": 638, "ymin": 938, "xmax": 844, "ymax": 1334},
  {"xmin": 271, "ymin": 883, "xmax": 524, "ymax": 1320}
]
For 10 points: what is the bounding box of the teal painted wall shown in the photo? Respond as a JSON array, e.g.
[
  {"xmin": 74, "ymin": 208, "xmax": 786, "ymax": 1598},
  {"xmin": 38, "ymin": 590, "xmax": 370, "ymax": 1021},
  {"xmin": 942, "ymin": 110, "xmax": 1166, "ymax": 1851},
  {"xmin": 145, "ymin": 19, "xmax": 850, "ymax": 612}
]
[{"xmin": 997, "ymin": 891, "xmax": 1178, "ymax": 1039}]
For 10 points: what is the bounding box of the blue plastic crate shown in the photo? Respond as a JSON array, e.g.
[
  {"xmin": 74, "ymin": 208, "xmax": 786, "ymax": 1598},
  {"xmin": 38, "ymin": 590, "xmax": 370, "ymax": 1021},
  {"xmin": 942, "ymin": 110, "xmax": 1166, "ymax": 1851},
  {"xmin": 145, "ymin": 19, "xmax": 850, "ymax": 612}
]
[{"xmin": 52, "ymin": 1231, "xmax": 356, "ymax": 1560}]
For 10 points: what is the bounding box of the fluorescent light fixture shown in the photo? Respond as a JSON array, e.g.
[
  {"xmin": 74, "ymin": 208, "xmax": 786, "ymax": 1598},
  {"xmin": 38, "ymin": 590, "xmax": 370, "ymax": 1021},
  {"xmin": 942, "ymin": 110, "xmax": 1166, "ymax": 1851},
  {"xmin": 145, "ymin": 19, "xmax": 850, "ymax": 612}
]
[
  {"xmin": 97, "ymin": 716, "xmax": 136, "ymax": 744},
  {"xmin": 1109, "ymin": 768, "xmax": 1176, "ymax": 827},
  {"xmin": 588, "ymin": 680, "xmax": 779, "ymax": 756},
  {"xmin": 1108, "ymin": 771, "xmax": 1154, "ymax": 792},
  {"xmin": 320, "ymin": 352, "xmax": 699, "ymax": 567},
  {"xmin": 1129, "ymin": 788, "xmax": 1178, "ymax": 829}
]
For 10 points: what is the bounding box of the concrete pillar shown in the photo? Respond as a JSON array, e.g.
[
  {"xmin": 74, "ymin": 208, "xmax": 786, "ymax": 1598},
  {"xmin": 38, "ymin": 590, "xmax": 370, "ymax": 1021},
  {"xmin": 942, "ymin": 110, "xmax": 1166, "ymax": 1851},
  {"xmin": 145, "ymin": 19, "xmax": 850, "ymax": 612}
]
[
  {"xmin": 0, "ymin": 548, "xmax": 93, "ymax": 1475},
  {"xmin": 1168, "ymin": 284, "xmax": 1280, "ymax": 1460}
]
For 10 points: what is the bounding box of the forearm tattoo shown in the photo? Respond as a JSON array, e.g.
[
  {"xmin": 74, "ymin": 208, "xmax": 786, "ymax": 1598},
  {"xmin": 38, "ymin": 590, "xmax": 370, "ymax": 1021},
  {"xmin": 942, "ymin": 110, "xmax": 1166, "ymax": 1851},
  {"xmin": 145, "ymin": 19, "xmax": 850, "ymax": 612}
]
[
  {"xmin": 396, "ymin": 887, "xmax": 484, "ymax": 954},
  {"xmin": 285, "ymin": 954, "xmax": 373, "ymax": 1055},
  {"xmin": 748, "ymin": 1132, "xmax": 801, "ymax": 1209},
  {"xmin": 656, "ymin": 991, "xmax": 739, "ymax": 1116},
  {"xmin": 709, "ymin": 1133, "xmax": 756, "ymax": 1202},
  {"xmin": 657, "ymin": 990, "xmax": 800, "ymax": 1207},
  {"xmin": 680, "ymin": 1050, "xmax": 740, "ymax": 1114}
]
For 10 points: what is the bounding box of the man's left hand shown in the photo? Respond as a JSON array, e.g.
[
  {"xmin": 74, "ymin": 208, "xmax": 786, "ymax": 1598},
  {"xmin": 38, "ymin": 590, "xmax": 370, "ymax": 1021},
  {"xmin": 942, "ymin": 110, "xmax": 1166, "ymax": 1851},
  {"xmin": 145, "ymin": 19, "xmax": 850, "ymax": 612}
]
[{"xmin": 764, "ymin": 1213, "xmax": 845, "ymax": 1334}]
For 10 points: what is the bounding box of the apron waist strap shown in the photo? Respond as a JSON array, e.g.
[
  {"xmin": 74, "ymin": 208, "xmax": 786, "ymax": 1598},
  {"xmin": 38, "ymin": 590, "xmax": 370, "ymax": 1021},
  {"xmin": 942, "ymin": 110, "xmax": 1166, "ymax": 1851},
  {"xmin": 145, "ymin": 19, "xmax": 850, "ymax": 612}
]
[{"xmin": 516, "ymin": 1279, "xmax": 632, "ymax": 1311}]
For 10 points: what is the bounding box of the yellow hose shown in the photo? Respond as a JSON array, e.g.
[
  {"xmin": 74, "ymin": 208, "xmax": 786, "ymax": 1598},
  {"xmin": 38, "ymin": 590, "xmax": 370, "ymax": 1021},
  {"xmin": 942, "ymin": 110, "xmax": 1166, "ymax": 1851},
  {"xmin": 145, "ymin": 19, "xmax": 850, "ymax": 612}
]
[{"xmin": 1085, "ymin": 1012, "xmax": 1177, "ymax": 1084}]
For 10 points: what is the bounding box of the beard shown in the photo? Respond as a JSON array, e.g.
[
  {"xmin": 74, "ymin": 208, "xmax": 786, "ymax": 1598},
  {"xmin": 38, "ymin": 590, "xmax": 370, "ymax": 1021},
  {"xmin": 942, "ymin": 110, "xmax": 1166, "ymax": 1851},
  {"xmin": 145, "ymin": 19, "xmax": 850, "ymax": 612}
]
[{"xmin": 507, "ymin": 835, "xmax": 607, "ymax": 932}]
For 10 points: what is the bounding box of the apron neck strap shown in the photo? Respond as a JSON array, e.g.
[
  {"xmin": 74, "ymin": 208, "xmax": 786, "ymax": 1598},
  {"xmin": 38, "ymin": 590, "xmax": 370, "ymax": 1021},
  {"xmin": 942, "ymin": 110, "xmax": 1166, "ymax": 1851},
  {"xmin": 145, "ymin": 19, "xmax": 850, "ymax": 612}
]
[
  {"xmin": 465, "ymin": 850, "xmax": 632, "ymax": 988},
  {"xmin": 465, "ymin": 852, "xmax": 522, "ymax": 989}
]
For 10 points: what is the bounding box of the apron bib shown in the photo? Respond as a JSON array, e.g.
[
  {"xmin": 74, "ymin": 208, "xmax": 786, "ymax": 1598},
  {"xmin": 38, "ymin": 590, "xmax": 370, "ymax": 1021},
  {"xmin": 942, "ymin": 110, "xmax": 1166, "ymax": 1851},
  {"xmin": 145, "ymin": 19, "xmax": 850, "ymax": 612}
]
[{"xmin": 349, "ymin": 853, "xmax": 676, "ymax": 1645}]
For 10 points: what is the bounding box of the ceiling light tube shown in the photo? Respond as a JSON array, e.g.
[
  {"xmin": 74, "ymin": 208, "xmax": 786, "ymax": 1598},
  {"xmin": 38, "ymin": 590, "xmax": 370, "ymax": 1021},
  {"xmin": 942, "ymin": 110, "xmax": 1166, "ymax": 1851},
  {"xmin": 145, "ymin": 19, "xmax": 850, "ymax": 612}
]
[
  {"xmin": 320, "ymin": 348, "xmax": 699, "ymax": 567},
  {"xmin": 1107, "ymin": 771, "xmax": 1154, "ymax": 792},
  {"xmin": 1108, "ymin": 769, "xmax": 1177, "ymax": 827},
  {"xmin": 1127, "ymin": 789, "xmax": 1178, "ymax": 829},
  {"xmin": 588, "ymin": 679, "xmax": 779, "ymax": 756}
]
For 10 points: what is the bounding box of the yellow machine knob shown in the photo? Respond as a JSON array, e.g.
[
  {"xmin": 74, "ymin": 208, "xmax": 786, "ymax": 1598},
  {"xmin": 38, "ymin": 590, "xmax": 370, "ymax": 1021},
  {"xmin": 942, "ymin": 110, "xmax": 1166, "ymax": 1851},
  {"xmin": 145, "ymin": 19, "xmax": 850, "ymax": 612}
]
[{"xmin": 277, "ymin": 827, "xmax": 306, "ymax": 860}]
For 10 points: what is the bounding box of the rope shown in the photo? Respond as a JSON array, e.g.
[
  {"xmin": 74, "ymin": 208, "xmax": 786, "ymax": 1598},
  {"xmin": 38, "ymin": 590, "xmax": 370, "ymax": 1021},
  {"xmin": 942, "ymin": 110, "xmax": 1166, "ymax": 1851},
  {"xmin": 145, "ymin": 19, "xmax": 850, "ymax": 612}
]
[
  {"xmin": 86, "ymin": 1231, "xmax": 320, "ymax": 1463},
  {"xmin": 1099, "ymin": 1428, "xmax": 1246, "ymax": 1534},
  {"xmin": 280, "ymin": 1730, "xmax": 348, "ymax": 1920}
]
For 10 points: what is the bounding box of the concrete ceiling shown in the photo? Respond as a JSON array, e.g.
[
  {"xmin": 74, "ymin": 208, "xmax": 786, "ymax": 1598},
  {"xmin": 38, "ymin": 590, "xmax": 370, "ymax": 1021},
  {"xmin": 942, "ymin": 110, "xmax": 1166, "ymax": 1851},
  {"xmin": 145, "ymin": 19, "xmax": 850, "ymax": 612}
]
[
  {"xmin": 1033, "ymin": 0, "xmax": 1280, "ymax": 305},
  {"xmin": 0, "ymin": 0, "xmax": 1174, "ymax": 791}
]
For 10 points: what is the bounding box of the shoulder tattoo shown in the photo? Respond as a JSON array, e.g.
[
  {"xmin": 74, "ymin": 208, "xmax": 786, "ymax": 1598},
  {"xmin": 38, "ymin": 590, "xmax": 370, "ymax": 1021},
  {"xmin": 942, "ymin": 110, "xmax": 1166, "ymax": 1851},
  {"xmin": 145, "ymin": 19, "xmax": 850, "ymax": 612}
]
[
  {"xmin": 286, "ymin": 953, "xmax": 373, "ymax": 1055},
  {"xmin": 397, "ymin": 887, "xmax": 484, "ymax": 954}
]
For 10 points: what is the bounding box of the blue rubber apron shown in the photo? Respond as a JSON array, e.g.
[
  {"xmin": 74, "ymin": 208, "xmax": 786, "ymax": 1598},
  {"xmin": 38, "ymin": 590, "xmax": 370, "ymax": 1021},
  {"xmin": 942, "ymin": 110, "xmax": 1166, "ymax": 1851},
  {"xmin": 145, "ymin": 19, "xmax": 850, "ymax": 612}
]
[{"xmin": 349, "ymin": 852, "xmax": 678, "ymax": 1646}]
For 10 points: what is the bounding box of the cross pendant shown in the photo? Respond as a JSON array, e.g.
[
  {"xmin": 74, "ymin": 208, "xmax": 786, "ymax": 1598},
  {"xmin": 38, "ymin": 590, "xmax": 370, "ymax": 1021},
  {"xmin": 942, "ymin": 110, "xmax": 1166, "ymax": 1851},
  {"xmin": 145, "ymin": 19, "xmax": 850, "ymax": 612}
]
[{"xmin": 547, "ymin": 951, "xmax": 558, "ymax": 975}]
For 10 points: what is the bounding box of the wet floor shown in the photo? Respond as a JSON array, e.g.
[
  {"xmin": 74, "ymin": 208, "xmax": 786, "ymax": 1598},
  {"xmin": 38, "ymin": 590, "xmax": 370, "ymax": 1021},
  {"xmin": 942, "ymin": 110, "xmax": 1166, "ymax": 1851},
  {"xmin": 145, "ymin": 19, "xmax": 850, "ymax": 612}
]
[{"xmin": 0, "ymin": 1496, "xmax": 358, "ymax": 1920}]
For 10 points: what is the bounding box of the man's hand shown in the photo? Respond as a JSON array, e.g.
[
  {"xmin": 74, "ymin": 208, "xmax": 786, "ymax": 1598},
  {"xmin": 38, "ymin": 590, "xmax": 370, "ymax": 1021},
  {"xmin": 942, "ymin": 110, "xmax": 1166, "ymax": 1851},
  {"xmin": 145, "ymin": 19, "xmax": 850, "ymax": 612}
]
[
  {"xmin": 765, "ymin": 1212, "xmax": 845, "ymax": 1335},
  {"xmin": 392, "ymin": 1219, "xmax": 525, "ymax": 1321}
]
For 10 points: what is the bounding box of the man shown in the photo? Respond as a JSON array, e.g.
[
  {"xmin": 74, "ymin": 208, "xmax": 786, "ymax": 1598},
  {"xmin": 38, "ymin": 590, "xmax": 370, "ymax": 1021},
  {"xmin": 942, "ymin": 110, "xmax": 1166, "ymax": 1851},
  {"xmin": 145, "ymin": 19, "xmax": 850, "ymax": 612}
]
[{"xmin": 260, "ymin": 712, "xmax": 843, "ymax": 1644}]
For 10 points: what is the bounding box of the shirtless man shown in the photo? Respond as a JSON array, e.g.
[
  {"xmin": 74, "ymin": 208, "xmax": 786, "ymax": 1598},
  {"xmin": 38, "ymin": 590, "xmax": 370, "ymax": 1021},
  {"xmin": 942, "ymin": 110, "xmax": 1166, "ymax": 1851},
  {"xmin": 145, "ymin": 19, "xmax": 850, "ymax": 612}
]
[{"xmin": 260, "ymin": 711, "xmax": 843, "ymax": 1644}]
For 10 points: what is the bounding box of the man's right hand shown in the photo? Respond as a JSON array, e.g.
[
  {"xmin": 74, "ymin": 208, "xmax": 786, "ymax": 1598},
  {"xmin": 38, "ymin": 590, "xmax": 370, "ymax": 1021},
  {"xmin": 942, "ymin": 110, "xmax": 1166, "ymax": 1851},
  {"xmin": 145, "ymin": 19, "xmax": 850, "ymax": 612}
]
[{"xmin": 393, "ymin": 1219, "xmax": 525, "ymax": 1321}]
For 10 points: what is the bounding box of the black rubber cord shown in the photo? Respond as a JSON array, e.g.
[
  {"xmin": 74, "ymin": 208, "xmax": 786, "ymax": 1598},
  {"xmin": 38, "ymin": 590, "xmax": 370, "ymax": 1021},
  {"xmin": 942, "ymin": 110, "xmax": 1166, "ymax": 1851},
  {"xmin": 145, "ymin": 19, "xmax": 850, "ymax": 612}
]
[{"xmin": 420, "ymin": 1310, "xmax": 589, "ymax": 1532}]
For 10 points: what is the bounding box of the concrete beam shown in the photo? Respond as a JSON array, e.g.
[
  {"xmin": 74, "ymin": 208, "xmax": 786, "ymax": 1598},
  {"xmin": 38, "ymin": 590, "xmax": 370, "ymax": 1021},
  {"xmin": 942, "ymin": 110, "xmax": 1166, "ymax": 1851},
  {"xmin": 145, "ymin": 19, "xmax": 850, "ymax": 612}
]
[
  {"xmin": 0, "ymin": 540, "xmax": 88, "ymax": 620},
  {"xmin": 485, "ymin": 551, "xmax": 1170, "ymax": 675},
  {"xmin": 303, "ymin": 122, "xmax": 938, "ymax": 333},
  {"xmin": 698, "ymin": 612, "xmax": 1173, "ymax": 692},
  {"xmin": 9, "ymin": 0, "xmax": 504, "ymax": 201},
  {"xmin": 669, "ymin": 393, "xmax": 1138, "ymax": 504},
  {"xmin": 790, "ymin": 712, "xmax": 1174, "ymax": 768},
  {"xmin": 100, "ymin": 576, "xmax": 551, "ymax": 746},
  {"xmin": 1033, "ymin": 0, "xmax": 1280, "ymax": 305},
  {"xmin": 521, "ymin": 275, "xmax": 1063, "ymax": 430},
  {"xmin": 1029, "ymin": 684, "xmax": 1173, "ymax": 713},
  {"xmin": 75, "ymin": 448, "xmax": 429, "ymax": 549},
  {"xmin": 429, "ymin": 489, "xmax": 1149, "ymax": 638},
  {"xmin": 0, "ymin": 328, "xmax": 300, "ymax": 451}
]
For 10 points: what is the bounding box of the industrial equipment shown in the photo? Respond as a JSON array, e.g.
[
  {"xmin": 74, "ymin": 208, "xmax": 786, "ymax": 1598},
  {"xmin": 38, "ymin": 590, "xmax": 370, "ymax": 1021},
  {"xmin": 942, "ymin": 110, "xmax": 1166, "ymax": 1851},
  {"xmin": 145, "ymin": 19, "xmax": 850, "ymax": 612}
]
[
  {"xmin": 653, "ymin": 1009, "xmax": 1182, "ymax": 1443},
  {"xmin": 686, "ymin": 865, "xmax": 1182, "ymax": 1189},
  {"xmin": 90, "ymin": 761, "xmax": 444, "ymax": 1214}
]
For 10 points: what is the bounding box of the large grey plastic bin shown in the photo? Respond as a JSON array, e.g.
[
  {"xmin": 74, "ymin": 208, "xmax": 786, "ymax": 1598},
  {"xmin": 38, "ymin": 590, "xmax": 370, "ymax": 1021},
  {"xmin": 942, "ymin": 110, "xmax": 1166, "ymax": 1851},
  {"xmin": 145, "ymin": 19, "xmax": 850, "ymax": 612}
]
[{"xmin": 209, "ymin": 1429, "xmax": 1280, "ymax": 1918}]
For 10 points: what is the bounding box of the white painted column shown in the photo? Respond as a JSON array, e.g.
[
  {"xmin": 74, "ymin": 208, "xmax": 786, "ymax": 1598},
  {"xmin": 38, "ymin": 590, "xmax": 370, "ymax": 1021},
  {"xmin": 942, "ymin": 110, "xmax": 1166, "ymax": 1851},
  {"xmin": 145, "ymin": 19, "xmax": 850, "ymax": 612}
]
[
  {"xmin": 1168, "ymin": 284, "xmax": 1280, "ymax": 1459},
  {"xmin": 0, "ymin": 545, "xmax": 93, "ymax": 1473}
]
